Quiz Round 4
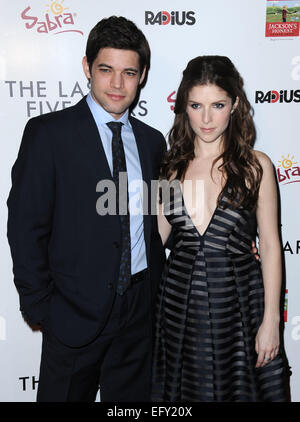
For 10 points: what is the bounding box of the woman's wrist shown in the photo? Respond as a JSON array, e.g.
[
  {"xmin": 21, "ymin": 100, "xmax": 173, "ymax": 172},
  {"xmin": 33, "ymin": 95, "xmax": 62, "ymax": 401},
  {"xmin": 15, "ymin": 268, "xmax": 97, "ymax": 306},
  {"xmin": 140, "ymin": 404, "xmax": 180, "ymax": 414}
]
[{"xmin": 262, "ymin": 312, "xmax": 280, "ymax": 325}]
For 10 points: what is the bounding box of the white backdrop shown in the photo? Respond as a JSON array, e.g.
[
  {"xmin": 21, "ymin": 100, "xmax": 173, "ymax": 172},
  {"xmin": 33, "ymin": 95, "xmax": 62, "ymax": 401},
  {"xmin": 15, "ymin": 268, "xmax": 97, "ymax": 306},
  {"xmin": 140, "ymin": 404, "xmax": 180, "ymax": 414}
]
[{"xmin": 0, "ymin": 0, "xmax": 299, "ymax": 402}]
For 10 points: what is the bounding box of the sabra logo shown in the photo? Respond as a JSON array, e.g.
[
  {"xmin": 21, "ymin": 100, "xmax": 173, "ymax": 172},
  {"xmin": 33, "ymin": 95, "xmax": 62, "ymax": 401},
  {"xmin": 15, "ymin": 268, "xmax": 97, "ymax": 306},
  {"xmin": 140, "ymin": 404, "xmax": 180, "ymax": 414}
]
[
  {"xmin": 145, "ymin": 11, "xmax": 196, "ymax": 26},
  {"xmin": 255, "ymin": 89, "xmax": 300, "ymax": 103},
  {"xmin": 21, "ymin": 0, "xmax": 83, "ymax": 35},
  {"xmin": 277, "ymin": 154, "xmax": 300, "ymax": 185}
]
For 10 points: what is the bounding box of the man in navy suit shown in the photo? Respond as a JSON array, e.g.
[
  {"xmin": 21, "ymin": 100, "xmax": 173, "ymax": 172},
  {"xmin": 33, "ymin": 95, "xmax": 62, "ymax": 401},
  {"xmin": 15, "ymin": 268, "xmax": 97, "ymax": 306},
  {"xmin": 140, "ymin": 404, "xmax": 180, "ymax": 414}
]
[{"xmin": 7, "ymin": 16, "xmax": 166, "ymax": 402}]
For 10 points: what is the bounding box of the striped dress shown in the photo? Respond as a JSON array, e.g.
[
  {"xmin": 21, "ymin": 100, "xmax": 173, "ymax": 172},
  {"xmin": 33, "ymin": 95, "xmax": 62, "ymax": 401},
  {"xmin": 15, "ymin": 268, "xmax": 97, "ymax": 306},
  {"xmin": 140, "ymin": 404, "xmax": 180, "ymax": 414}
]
[{"xmin": 151, "ymin": 183, "xmax": 290, "ymax": 402}]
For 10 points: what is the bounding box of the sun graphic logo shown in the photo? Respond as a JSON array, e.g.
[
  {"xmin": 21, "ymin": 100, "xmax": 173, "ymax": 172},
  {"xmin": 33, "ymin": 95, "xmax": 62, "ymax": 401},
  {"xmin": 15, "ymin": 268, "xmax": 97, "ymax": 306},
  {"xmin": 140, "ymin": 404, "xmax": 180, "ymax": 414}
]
[
  {"xmin": 21, "ymin": 1, "xmax": 83, "ymax": 35},
  {"xmin": 277, "ymin": 154, "xmax": 300, "ymax": 184},
  {"xmin": 46, "ymin": 0, "xmax": 69, "ymax": 15}
]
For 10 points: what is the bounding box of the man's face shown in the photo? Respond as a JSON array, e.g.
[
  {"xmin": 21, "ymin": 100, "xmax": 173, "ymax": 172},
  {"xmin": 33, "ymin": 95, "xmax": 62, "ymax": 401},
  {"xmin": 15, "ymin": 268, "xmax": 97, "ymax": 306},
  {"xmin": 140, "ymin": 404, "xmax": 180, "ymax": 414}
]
[{"xmin": 82, "ymin": 47, "xmax": 145, "ymax": 120}]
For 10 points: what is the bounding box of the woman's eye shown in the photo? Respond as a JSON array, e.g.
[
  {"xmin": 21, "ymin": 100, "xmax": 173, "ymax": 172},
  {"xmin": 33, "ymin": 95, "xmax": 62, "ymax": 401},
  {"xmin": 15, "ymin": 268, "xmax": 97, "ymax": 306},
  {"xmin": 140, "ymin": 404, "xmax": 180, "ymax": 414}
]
[
  {"xmin": 191, "ymin": 103, "xmax": 200, "ymax": 109},
  {"xmin": 214, "ymin": 103, "xmax": 225, "ymax": 109}
]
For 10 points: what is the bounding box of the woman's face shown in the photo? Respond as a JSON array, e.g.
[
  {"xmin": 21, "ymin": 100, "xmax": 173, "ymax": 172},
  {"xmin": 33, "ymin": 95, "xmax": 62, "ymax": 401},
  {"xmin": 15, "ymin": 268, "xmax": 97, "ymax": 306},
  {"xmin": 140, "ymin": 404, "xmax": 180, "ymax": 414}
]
[{"xmin": 186, "ymin": 83, "xmax": 238, "ymax": 147}]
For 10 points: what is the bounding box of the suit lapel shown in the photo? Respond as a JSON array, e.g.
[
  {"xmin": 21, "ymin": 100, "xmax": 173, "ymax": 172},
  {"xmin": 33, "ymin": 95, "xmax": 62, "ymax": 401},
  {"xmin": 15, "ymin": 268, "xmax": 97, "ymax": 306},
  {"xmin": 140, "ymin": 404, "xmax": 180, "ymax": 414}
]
[
  {"xmin": 75, "ymin": 99, "xmax": 152, "ymax": 187},
  {"xmin": 75, "ymin": 97, "xmax": 113, "ymax": 181},
  {"xmin": 73, "ymin": 100, "xmax": 153, "ymax": 266}
]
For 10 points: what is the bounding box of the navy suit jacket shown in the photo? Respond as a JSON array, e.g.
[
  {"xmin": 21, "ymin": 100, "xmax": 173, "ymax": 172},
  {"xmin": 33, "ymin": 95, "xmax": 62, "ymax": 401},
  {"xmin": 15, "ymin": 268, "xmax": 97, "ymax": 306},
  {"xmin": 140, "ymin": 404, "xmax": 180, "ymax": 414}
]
[{"xmin": 7, "ymin": 97, "xmax": 166, "ymax": 347}]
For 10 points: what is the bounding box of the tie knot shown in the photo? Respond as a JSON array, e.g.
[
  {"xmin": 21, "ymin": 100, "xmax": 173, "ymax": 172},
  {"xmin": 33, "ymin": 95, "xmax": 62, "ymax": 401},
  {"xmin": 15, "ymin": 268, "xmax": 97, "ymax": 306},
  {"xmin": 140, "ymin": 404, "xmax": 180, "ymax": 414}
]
[{"xmin": 106, "ymin": 121, "xmax": 123, "ymax": 136}]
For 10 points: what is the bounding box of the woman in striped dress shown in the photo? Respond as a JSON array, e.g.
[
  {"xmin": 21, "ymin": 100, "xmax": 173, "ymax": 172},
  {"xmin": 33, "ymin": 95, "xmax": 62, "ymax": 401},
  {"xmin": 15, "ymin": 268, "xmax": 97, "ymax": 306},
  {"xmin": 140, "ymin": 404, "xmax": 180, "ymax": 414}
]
[{"xmin": 151, "ymin": 56, "xmax": 290, "ymax": 401}]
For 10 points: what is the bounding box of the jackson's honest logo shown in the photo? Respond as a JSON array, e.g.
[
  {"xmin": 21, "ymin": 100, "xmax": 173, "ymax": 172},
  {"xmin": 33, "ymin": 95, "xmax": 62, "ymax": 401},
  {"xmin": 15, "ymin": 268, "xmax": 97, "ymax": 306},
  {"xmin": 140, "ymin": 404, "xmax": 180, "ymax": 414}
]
[
  {"xmin": 255, "ymin": 89, "xmax": 300, "ymax": 103},
  {"xmin": 265, "ymin": 2, "xmax": 300, "ymax": 37},
  {"xmin": 21, "ymin": 0, "xmax": 83, "ymax": 35},
  {"xmin": 145, "ymin": 11, "xmax": 196, "ymax": 25}
]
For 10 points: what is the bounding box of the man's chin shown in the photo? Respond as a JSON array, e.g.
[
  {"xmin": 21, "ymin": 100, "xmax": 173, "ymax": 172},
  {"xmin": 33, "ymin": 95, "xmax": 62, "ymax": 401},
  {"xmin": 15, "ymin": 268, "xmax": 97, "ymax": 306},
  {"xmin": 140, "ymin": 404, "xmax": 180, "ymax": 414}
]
[{"xmin": 105, "ymin": 106, "xmax": 128, "ymax": 119}]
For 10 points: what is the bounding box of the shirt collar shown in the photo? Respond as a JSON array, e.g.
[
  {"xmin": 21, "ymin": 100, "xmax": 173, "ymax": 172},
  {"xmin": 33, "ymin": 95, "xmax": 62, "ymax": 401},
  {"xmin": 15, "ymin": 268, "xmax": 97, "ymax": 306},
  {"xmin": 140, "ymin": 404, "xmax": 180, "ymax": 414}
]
[{"xmin": 86, "ymin": 92, "xmax": 130, "ymax": 128}]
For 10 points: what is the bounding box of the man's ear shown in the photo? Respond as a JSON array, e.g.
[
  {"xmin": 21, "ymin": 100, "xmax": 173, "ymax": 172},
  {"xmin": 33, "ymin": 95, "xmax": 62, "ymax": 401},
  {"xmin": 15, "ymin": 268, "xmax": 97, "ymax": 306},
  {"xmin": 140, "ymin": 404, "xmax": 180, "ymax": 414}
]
[
  {"xmin": 82, "ymin": 56, "xmax": 91, "ymax": 80},
  {"xmin": 139, "ymin": 66, "xmax": 147, "ymax": 86}
]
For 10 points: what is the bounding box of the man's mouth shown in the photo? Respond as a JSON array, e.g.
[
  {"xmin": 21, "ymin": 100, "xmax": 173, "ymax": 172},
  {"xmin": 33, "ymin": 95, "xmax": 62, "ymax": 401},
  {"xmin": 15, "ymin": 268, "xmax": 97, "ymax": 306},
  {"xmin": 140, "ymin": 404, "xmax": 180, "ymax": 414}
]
[{"xmin": 107, "ymin": 93, "xmax": 125, "ymax": 101}]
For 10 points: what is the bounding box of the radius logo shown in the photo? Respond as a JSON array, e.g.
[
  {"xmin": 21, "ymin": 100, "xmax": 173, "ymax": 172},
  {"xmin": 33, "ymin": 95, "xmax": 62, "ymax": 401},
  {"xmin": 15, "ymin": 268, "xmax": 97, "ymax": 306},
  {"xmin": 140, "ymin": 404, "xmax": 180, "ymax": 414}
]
[
  {"xmin": 145, "ymin": 11, "xmax": 196, "ymax": 25},
  {"xmin": 255, "ymin": 89, "xmax": 300, "ymax": 103},
  {"xmin": 21, "ymin": 0, "xmax": 83, "ymax": 35},
  {"xmin": 277, "ymin": 154, "xmax": 300, "ymax": 184},
  {"xmin": 167, "ymin": 91, "xmax": 176, "ymax": 111}
]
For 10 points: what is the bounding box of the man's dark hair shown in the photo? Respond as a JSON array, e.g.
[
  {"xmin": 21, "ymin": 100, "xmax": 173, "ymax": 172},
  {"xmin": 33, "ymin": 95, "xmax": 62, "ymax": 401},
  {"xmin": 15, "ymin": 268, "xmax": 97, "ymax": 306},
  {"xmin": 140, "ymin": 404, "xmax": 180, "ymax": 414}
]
[{"xmin": 85, "ymin": 16, "xmax": 151, "ymax": 76}]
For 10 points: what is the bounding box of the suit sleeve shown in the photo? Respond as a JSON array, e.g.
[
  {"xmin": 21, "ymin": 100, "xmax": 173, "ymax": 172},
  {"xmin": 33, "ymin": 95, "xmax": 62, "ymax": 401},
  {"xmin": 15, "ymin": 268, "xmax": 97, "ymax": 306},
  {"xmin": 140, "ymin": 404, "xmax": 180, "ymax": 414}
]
[
  {"xmin": 156, "ymin": 132, "xmax": 167, "ymax": 176},
  {"xmin": 7, "ymin": 118, "xmax": 55, "ymax": 325},
  {"xmin": 156, "ymin": 132, "xmax": 174, "ymax": 251}
]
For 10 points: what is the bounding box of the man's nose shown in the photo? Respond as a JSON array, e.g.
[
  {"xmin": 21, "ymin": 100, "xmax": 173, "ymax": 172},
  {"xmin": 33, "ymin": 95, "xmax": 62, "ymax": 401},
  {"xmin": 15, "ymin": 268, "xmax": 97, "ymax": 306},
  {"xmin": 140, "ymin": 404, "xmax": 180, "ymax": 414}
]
[{"xmin": 110, "ymin": 72, "xmax": 123, "ymax": 89}]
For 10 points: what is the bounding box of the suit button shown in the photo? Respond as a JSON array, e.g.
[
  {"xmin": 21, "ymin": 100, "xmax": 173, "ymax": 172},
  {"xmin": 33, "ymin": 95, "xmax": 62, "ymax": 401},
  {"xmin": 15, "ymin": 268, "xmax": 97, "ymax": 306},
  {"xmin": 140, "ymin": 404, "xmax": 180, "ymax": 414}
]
[
  {"xmin": 107, "ymin": 283, "xmax": 113, "ymax": 289},
  {"xmin": 113, "ymin": 241, "xmax": 120, "ymax": 248}
]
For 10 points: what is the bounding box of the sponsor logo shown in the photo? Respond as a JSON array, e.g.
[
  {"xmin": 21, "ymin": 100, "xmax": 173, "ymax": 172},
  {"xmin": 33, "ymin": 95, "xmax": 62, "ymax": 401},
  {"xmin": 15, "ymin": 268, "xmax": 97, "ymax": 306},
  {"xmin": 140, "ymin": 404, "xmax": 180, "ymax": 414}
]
[
  {"xmin": 284, "ymin": 290, "xmax": 288, "ymax": 322},
  {"xmin": 167, "ymin": 91, "xmax": 176, "ymax": 111},
  {"xmin": 255, "ymin": 89, "xmax": 300, "ymax": 103},
  {"xmin": 291, "ymin": 55, "xmax": 300, "ymax": 80},
  {"xmin": 277, "ymin": 154, "xmax": 300, "ymax": 185},
  {"xmin": 145, "ymin": 11, "xmax": 196, "ymax": 26},
  {"xmin": 265, "ymin": 0, "xmax": 300, "ymax": 37},
  {"xmin": 21, "ymin": 0, "xmax": 83, "ymax": 35},
  {"xmin": 291, "ymin": 316, "xmax": 300, "ymax": 340}
]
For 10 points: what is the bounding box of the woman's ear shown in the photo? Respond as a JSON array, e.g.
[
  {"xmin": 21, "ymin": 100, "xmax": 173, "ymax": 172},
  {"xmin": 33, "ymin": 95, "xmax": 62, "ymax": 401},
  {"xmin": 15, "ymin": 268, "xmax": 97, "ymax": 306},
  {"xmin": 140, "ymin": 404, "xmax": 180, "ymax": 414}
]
[{"xmin": 231, "ymin": 96, "xmax": 239, "ymax": 113}]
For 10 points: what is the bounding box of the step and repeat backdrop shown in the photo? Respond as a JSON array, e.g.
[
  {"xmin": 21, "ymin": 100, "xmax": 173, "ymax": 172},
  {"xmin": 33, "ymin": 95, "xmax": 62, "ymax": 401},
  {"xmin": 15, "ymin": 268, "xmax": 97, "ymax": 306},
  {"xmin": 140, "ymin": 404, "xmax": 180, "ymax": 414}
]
[{"xmin": 0, "ymin": 0, "xmax": 299, "ymax": 401}]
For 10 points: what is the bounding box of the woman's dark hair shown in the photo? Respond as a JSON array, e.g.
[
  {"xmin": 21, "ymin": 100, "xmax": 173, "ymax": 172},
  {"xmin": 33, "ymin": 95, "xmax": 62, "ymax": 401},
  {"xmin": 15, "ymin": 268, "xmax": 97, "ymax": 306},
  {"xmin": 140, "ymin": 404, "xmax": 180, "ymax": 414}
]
[
  {"xmin": 85, "ymin": 16, "xmax": 150, "ymax": 77},
  {"xmin": 160, "ymin": 55, "xmax": 263, "ymax": 210}
]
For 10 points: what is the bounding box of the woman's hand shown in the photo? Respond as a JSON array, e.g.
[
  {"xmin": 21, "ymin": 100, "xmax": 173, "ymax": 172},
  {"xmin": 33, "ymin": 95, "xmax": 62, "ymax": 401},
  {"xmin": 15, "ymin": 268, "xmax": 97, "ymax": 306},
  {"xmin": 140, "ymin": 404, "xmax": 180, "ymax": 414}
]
[{"xmin": 255, "ymin": 319, "xmax": 280, "ymax": 368}]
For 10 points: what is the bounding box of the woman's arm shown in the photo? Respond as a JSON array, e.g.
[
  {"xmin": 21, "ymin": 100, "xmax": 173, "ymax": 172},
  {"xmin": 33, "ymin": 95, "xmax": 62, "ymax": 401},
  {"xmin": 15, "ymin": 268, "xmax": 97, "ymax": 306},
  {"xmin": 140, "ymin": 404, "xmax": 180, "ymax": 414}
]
[{"xmin": 254, "ymin": 151, "xmax": 282, "ymax": 368}]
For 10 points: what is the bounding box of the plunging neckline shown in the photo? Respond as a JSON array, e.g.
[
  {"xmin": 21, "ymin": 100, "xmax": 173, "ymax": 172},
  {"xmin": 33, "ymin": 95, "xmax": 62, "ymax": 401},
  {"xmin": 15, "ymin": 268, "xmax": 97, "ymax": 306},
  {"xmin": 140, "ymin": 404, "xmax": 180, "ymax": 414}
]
[{"xmin": 180, "ymin": 184, "xmax": 225, "ymax": 238}]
